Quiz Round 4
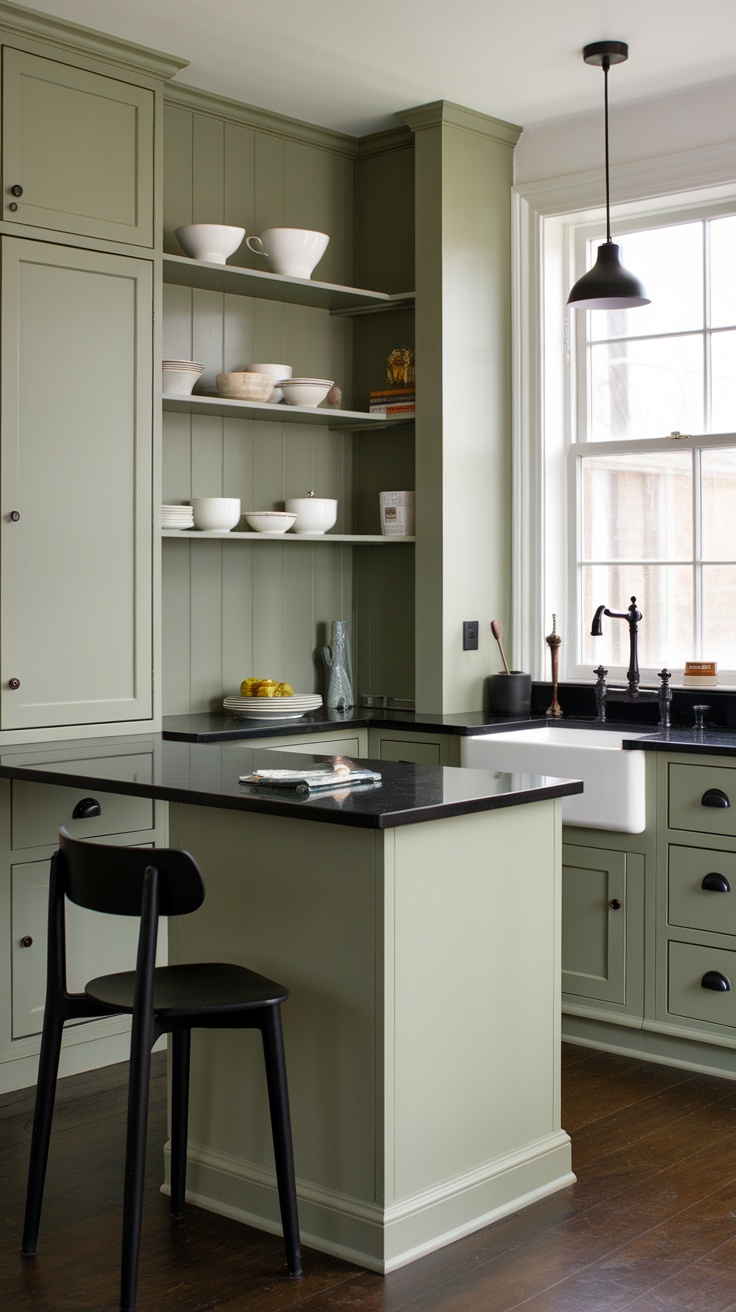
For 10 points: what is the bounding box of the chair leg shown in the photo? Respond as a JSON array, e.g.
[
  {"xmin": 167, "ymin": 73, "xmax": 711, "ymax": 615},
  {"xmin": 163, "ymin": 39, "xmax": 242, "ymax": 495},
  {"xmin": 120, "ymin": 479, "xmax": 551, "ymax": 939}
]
[
  {"xmin": 260, "ymin": 1007, "xmax": 302, "ymax": 1277},
  {"xmin": 21, "ymin": 1007, "xmax": 64, "ymax": 1257},
  {"xmin": 169, "ymin": 1029, "xmax": 191, "ymax": 1219},
  {"xmin": 120, "ymin": 1022, "xmax": 154, "ymax": 1312}
]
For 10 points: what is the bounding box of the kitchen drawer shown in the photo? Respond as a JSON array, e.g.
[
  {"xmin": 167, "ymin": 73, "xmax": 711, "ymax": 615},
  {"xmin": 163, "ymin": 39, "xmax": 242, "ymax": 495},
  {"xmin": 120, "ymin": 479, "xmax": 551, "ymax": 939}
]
[
  {"xmin": 11, "ymin": 780, "xmax": 154, "ymax": 850},
  {"xmin": 668, "ymin": 844, "xmax": 736, "ymax": 936},
  {"xmin": 265, "ymin": 736, "xmax": 363, "ymax": 758},
  {"xmin": 377, "ymin": 737, "xmax": 442, "ymax": 765},
  {"xmin": 668, "ymin": 940, "xmax": 736, "ymax": 1029},
  {"xmin": 668, "ymin": 763, "xmax": 736, "ymax": 838}
]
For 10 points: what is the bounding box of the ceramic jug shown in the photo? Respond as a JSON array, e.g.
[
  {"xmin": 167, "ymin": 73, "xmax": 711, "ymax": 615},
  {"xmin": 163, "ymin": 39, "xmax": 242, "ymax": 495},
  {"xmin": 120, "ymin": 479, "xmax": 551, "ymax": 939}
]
[{"xmin": 322, "ymin": 619, "xmax": 354, "ymax": 710}]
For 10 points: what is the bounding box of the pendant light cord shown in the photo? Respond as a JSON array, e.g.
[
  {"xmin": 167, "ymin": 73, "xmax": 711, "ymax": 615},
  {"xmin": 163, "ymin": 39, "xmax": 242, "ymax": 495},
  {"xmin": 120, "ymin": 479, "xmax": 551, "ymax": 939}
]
[{"xmin": 603, "ymin": 55, "xmax": 611, "ymax": 244}]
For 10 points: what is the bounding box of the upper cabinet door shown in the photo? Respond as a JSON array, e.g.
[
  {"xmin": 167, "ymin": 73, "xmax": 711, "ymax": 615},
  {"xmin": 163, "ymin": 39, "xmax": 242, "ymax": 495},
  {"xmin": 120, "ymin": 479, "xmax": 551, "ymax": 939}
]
[
  {"xmin": 1, "ymin": 237, "xmax": 153, "ymax": 730},
  {"xmin": 2, "ymin": 47, "xmax": 154, "ymax": 246}
]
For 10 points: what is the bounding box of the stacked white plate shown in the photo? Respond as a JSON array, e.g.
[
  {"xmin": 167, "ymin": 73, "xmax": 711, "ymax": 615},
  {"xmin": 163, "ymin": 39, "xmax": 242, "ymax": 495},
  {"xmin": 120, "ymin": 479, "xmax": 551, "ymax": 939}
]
[
  {"xmin": 223, "ymin": 692, "xmax": 323, "ymax": 722},
  {"xmin": 162, "ymin": 359, "xmax": 205, "ymax": 396},
  {"xmin": 162, "ymin": 504, "xmax": 195, "ymax": 529}
]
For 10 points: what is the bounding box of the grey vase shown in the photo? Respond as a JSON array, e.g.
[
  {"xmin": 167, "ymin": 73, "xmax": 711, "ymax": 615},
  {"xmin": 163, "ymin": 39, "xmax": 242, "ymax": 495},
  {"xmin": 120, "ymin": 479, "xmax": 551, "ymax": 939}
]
[{"xmin": 322, "ymin": 620, "xmax": 354, "ymax": 710}]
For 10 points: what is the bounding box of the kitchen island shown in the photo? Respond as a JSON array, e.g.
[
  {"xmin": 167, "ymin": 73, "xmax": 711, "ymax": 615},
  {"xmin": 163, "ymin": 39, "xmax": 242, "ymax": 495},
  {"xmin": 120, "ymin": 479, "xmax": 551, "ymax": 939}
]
[{"xmin": 0, "ymin": 735, "xmax": 581, "ymax": 1272}]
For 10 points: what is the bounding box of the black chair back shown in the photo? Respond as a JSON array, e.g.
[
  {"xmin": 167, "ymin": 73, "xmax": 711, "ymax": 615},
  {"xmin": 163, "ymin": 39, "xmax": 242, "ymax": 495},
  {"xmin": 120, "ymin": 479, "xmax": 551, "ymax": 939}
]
[{"xmin": 56, "ymin": 825, "xmax": 205, "ymax": 918}]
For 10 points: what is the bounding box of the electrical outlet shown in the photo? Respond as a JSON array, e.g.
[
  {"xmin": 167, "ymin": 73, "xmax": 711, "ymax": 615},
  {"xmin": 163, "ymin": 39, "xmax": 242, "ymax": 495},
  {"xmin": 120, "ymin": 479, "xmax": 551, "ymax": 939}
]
[{"xmin": 463, "ymin": 620, "xmax": 479, "ymax": 651}]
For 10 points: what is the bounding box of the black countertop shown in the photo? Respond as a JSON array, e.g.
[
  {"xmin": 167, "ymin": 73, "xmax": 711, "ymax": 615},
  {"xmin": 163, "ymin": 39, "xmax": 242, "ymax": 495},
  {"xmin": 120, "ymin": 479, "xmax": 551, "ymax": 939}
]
[
  {"xmin": 161, "ymin": 707, "xmax": 525, "ymax": 742},
  {"xmin": 0, "ymin": 734, "xmax": 583, "ymax": 830}
]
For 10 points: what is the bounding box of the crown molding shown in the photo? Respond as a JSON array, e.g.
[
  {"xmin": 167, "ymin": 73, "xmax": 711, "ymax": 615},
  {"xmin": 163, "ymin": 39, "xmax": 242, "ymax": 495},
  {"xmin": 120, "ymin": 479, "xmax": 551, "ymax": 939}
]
[
  {"xmin": 400, "ymin": 100, "xmax": 522, "ymax": 148},
  {"xmin": 164, "ymin": 81, "xmax": 359, "ymax": 157},
  {"xmin": 0, "ymin": 0, "xmax": 187, "ymax": 80}
]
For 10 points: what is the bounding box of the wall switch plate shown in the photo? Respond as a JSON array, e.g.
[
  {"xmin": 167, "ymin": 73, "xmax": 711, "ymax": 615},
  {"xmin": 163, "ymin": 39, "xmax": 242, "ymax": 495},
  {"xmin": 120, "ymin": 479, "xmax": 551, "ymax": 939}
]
[{"xmin": 463, "ymin": 620, "xmax": 479, "ymax": 651}]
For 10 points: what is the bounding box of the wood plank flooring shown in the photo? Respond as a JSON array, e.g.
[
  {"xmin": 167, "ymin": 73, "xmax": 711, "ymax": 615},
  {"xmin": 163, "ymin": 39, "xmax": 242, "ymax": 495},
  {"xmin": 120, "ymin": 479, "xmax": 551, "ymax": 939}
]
[{"xmin": 2, "ymin": 1043, "xmax": 736, "ymax": 1310}]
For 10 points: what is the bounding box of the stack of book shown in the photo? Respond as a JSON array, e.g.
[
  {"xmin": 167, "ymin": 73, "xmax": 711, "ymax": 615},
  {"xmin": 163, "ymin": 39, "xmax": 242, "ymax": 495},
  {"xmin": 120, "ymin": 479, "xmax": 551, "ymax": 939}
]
[
  {"xmin": 682, "ymin": 660, "xmax": 719, "ymax": 687},
  {"xmin": 369, "ymin": 387, "xmax": 415, "ymax": 415}
]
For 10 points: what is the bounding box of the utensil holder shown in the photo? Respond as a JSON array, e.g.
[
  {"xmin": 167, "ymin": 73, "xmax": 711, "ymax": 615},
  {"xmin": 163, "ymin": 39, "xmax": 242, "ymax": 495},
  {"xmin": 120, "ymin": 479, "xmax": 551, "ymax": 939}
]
[
  {"xmin": 322, "ymin": 620, "xmax": 354, "ymax": 710},
  {"xmin": 488, "ymin": 671, "xmax": 532, "ymax": 716}
]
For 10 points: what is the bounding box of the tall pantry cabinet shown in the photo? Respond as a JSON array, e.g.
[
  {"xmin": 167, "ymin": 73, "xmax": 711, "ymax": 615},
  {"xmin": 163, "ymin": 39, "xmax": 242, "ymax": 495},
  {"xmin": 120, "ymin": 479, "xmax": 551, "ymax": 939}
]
[{"xmin": 0, "ymin": 5, "xmax": 183, "ymax": 1091}]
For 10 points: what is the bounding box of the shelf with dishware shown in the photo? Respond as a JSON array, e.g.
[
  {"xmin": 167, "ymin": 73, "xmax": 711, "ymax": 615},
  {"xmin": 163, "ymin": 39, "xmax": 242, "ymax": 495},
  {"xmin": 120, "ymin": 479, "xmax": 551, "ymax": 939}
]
[
  {"xmin": 161, "ymin": 530, "xmax": 414, "ymax": 544},
  {"xmin": 162, "ymin": 253, "xmax": 415, "ymax": 315},
  {"xmin": 162, "ymin": 392, "xmax": 412, "ymax": 432}
]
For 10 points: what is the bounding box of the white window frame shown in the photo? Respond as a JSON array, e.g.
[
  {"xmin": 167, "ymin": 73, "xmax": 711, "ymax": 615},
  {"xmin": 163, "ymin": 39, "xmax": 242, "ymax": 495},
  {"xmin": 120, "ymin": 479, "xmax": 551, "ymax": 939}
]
[{"xmin": 512, "ymin": 143, "xmax": 736, "ymax": 684}]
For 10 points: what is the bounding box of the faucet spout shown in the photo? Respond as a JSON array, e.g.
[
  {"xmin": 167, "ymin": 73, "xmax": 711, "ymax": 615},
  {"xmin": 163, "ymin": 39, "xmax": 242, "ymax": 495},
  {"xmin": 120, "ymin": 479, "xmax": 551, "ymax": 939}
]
[{"xmin": 591, "ymin": 596, "xmax": 642, "ymax": 698}]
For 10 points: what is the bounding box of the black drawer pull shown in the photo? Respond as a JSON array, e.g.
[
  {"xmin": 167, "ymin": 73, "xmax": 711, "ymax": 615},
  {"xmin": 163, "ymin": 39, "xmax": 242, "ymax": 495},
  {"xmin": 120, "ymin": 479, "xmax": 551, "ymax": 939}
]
[
  {"xmin": 71, "ymin": 796, "xmax": 101, "ymax": 820},
  {"xmin": 701, "ymin": 788, "xmax": 730, "ymax": 809},
  {"xmin": 10, "ymin": 185, "xmax": 23, "ymax": 197},
  {"xmin": 701, "ymin": 970, "xmax": 731, "ymax": 992},
  {"xmin": 702, "ymin": 872, "xmax": 731, "ymax": 893},
  {"xmin": 609, "ymin": 898, "xmax": 621, "ymax": 910},
  {"xmin": 20, "ymin": 935, "xmax": 33, "ymax": 949}
]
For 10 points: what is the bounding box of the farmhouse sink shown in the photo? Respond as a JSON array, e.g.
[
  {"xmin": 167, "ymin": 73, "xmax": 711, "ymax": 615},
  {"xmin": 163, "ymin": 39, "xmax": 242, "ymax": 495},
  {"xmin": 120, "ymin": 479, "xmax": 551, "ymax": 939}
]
[{"xmin": 461, "ymin": 724, "xmax": 650, "ymax": 833}]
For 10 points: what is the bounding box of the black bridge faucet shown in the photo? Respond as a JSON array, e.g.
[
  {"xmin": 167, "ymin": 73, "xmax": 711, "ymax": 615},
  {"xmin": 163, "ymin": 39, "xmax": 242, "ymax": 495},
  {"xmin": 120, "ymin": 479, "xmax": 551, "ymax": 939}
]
[{"xmin": 591, "ymin": 596, "xmax": 643, "ymax": 698}]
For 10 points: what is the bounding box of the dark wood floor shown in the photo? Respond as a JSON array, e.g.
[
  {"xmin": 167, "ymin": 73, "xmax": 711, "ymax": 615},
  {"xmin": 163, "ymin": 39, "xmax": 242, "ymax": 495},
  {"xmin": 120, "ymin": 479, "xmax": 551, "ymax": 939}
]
[{"xmin": 2, "ymin": 1043, "xmax": 736, "ymax": 1310}]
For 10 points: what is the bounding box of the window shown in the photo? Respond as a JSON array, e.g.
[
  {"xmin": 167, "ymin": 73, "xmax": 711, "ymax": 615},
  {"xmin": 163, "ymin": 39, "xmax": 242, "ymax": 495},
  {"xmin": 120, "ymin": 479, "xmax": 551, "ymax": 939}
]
[{"xmin": 569, "ymin": 210, "xmax": 736, "ymax": 684}]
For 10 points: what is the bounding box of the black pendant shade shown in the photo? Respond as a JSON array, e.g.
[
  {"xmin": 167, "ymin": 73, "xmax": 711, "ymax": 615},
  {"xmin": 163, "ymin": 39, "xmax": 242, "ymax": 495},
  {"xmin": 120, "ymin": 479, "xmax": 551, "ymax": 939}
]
[{"xmin": 567, "ymin": 40, "xmax": 650, "ymax": 310}]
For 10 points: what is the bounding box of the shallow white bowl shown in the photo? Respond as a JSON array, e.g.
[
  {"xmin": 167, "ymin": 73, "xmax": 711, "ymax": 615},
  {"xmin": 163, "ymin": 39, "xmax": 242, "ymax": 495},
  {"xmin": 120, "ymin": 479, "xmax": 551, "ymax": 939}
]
[
  {"xmin": 244, "ymin": 511, "xmax": 298, "ymax": 534},
  {"xmin": 284, "ymin": 497, "xmax": 337, "ymax": 534},
  {"xmin": 162, "ymin": 361, "xmax": 204, "ymax": 396},
  {"xmin": 280, "ymin": 378, "xmax": 334, "ymax": 408},
  {"xmin": 175, "ymin": 224, "xmax": 246, "ymax": 265},
  {"xmin": 215, "ymin": 371, "xmax": 273, "ymax": 401},
  {"xmin": 244, "ymin": 363, "xmax": 292, "ymax": 403},
  {"xmin": 191, "ymin": 497, "xmax": 241, "ymax": 531}
]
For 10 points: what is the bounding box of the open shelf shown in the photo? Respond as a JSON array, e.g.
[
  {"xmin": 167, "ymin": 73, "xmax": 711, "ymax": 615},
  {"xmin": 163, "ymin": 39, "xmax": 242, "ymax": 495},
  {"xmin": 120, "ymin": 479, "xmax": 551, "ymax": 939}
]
[
  {"xmin": 163, "ymin": 253, "xmax": 415, "ymax": 315},
  {"xmin": 163, "ymin": 392, "xmax": 412, "ymax": 431},
  {"xmin": 162, "ymin": 530, "xmax": 415, "ymax": 545}
]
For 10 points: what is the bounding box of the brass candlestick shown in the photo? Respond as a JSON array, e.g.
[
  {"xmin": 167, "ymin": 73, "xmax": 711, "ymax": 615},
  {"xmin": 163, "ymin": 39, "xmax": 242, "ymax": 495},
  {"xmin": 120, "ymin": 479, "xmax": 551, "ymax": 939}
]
[{"xmin": 546, "ymin": 615, "xmax": 563, "ymax": 717}]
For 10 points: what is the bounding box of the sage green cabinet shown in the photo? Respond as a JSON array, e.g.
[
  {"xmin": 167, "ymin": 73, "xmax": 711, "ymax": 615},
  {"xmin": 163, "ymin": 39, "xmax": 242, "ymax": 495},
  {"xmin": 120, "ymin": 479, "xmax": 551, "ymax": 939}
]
[
  {"xmin": 0, "ymin": 237, "xmax": 153, "ymax": 731},
  {"xmin": 561, "ymin": 841, "xmax": 644, "ymax": 1012},
  {"xmin": 2, "ymin": 46, "xmax": 154, "ymax": 246},
  {"xmin": 367, "ymin": 728, "xmax": 461, "ymax": 765}
]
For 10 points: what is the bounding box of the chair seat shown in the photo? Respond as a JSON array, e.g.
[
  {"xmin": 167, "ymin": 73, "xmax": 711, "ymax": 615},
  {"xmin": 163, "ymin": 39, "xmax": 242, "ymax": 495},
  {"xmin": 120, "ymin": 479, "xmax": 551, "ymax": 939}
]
[{"xmin": 85, "ymin": 962, "xmax": 289, "ymax": 1018}]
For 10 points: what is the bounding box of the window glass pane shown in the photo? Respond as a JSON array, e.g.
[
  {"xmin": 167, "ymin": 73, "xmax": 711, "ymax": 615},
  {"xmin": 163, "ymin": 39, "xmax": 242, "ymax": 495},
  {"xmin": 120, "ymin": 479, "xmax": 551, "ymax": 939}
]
[
  {"xmin": 590, "ymin": 335, "xmax": 704, "ymax": 440},
  {"xmin": 703, "ymin": 565, "xmax": 736, "ymax": 665},
  {"xmin": 702, "ymin": 447, "xmax": 736, "ymax": 558},
  {"xmin": 709, "ymin": 216, "xmax": 736, "ymax": 329},
  {"xmin": 710, "ymin": 330, "xmax": 736, "ymax": 433},
  {"xmin": 588, "ymin": 223, "xmax": 703, "ymax": 341},
  {"xmin": 581, "ymin": 564, "xmax": 693, "ymax": 670},
  {"xmin": 581, "ymin": 451, "xmax": 692, "ymax": 561}
]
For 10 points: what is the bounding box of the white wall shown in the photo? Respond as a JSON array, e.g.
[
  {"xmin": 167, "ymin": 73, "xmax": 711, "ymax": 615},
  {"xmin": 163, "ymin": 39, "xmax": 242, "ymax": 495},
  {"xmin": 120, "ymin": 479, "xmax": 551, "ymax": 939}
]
[{"xmin": 515, "ymin": 74, "xmax": 736, "ymax": 187}]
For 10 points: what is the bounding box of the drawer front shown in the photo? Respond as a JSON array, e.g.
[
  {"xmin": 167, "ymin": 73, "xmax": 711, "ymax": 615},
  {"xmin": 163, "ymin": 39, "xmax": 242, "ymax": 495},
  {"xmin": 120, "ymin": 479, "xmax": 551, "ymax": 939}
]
[
  {"xmin": 668, "ymin": 763, "xmax": 736, "ymax": 838},
  {"xmin": 668, "ymin": 940, "xmax": 736, "ymax": 1029},
  {"xmin": 378, "ymin": 737, "xmax": 442, "ymax": 765},
  {"xmin": 266, "ymin": 736, "xmax": 363, "ymax": 758},
  {"xmin": 11, "ymin": 780, "xmax": 154, "ymax": 850},
  {"xmin": 668, "ymin": 844, "xmax": 736, "ymax": 935}
]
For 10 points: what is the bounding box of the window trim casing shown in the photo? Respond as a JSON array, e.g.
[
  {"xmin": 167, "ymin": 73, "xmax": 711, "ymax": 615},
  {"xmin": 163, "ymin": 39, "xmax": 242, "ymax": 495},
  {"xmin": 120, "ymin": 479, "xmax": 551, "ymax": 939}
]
[{"xmin": 512, "ymin": 141, "xmax": 736, "ymax": 681}]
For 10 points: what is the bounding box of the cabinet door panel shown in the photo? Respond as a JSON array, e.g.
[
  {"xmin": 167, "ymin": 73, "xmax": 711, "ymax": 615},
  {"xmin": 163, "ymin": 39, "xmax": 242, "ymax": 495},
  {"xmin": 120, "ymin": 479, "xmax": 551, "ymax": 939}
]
[
  {"xmin": 1, "ymin": 238, "xmax": 153, "ymax": 729},
  {"xmin": 562, "ymin": 844, "xmax": 627, "ymax": 1004},
  {"xmin": 3, "ymin": 47, "xmax": 154, "ymax": 246}
]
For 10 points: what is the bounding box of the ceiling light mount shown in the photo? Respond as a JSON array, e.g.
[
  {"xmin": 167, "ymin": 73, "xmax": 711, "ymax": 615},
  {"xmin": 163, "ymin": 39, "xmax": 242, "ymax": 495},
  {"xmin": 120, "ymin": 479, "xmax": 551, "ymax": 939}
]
[{"xmin": 567, "ymin": 39, "xmax": 650, "ymax": 311}]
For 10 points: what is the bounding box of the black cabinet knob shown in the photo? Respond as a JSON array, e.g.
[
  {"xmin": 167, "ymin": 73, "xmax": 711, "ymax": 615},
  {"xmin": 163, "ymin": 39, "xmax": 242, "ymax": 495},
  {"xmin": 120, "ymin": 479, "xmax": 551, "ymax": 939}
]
[
  {"xmin": 20, "ymin": 935, "xmax": 33, "ymax": 949},
  {"xmin": 8, "ymin": 203, "xmax": 17, "ymax": 211},
  {"xmin": 9, "ymin": 511, "xmax": 20, "ymax": 522},
  {"xmin": 701, "ymin": 970, "xmax": 731, "ymax": 992},
  {"xmin": 609, "ymin": 898, "xmax": 621, "ymax": 910},
  {"xmin": 72, "ymin": 796, "xmax": 101, "ymax": 819},
  {"xmin": 701, "ymin": 788, "xmax": 730, "ymax": 809},
  {"xmin": 8, "ymin": 677, "xmax": 20, "ymax": 690},
  {"xmin": 10, "ymin": 185, "xmax": 23, "ymax": 197},
  {"xmin": 702, "ymin": 872, "xmax": 731, "ymax": 893}
]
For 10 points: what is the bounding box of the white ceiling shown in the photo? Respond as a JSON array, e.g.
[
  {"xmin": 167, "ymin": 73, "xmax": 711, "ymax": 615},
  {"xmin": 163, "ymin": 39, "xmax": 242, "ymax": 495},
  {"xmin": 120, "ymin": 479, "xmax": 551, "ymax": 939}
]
[{"xmin": 17, "ymin": 0, "xmax": 736, "ymax": 136}]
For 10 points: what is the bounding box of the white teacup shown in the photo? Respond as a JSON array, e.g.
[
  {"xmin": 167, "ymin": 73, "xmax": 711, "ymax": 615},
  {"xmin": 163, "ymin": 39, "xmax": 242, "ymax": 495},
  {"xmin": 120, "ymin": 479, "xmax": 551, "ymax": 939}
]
[
  {"xmin": 244, "ymin": 362, "xmax": 292, "ymax": 403},
  {"xmin": 245, "ymin": 228, "xmax": 329, "ymax": 279}
]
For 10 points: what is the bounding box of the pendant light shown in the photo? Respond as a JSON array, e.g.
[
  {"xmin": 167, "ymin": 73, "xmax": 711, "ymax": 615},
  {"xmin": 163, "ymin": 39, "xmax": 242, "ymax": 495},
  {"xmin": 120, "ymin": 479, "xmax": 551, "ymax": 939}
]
[{"xmin": 567, "ymin": 40, "xmax": 650, "ymax": 310}]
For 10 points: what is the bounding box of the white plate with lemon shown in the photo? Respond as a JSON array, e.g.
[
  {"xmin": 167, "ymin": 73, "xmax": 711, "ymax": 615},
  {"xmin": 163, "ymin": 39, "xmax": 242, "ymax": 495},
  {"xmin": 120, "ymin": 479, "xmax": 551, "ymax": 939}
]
[{"xmin": 224, "ymin": 678, "xmax": 322, "ymax": 721}]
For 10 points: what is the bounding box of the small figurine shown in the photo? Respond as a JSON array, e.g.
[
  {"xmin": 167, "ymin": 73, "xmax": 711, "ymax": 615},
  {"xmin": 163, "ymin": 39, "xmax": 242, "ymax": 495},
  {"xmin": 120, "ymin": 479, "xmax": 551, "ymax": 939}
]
[{"xmin": 386, "ymin": 347, "xmax": 415, "ymax": 387}]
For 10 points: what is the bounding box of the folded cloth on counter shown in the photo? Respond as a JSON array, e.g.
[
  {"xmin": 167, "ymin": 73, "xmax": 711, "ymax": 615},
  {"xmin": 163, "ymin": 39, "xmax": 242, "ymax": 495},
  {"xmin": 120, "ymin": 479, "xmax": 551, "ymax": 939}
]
[{"xmin": 240, "ymin": 766, "xmax": 382, "ymax": 795}]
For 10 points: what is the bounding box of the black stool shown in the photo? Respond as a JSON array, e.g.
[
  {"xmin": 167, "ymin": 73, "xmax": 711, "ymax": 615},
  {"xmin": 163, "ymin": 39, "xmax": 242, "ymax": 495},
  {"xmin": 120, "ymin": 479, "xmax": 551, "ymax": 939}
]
[{"xmin": 21, "ymin": 825, "xmax": 301, "ymax": 1311}]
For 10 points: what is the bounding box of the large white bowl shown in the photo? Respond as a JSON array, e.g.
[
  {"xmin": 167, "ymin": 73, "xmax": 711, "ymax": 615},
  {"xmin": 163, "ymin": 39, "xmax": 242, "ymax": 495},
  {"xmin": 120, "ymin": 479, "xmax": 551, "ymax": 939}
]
[
  {"xmin": 280, "ymin": 377, "xmax": 334, "ymax": 408},
  {"xmin": 175, "ymin": 224, "xmax": 246, "ymax": 265},
  {"xmin": 244, "ymin": 363, "xmax": 292, "ymax": 403},
  {"xmin": 245, "ymin": 228, "xmax": 329, "ymax": 279},
  {"xmin": 191, "ymin": 497, "xmax": 241, "ymax": 531},
  {"xmin": 284, "ymin": 497, "xmax": 337, "ymax": 534},
  {"xmin": 244, "ymin": 511, "xmax": 298, "ymax": 534}
]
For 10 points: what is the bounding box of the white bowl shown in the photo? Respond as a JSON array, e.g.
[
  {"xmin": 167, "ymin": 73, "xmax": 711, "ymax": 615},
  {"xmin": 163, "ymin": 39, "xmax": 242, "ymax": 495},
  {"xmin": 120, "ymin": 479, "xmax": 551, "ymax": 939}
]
[
  {"xmin": 284, "ymin": 496, "xmax": 337, "ymax": 534},
  {"xmin": 190, "ymin": 497, "xmax": 242, "ymax": 531},
  {"xmin": 280, "ymin": 378, "xmax": 334, "ymax": 408},
  {"xmin": 162, "ymin": 362, "xmax": 204, "ymax": 396},
  {"xmin": 175, "ymin": 224, "xmax": 246, "ymax": 265},
  {"xmin": 215, "ymin": 371, "xmax": 273, "ymax": 402},
  {"xmin": 245, "ymin": 228, "xmax": 329, "ymax": 279},
  {"xmin": 244, "ymin": 511, "xmax": 298, "ymax": 534},
  {"xmin": 244, "ymin": 363, "xmax": 292, "ymax": 403}
]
